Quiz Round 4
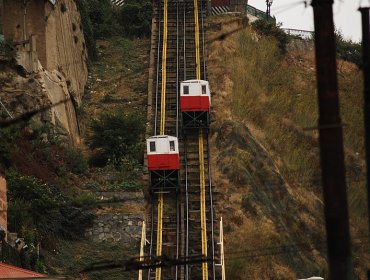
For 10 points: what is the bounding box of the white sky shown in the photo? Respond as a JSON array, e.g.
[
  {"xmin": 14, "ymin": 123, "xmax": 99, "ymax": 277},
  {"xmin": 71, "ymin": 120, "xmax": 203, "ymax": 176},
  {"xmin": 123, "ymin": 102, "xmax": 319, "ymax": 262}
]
[{"xmin": 248, "ymin": 0, "xmax": 365, "ymax": 42}]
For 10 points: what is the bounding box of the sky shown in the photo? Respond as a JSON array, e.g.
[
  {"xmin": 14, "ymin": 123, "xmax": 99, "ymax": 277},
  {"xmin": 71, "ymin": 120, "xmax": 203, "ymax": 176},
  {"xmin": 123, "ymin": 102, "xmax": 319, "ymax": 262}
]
[{"xmin": 248, "ymin": 0, "xmax": 365, "ymax": 42}]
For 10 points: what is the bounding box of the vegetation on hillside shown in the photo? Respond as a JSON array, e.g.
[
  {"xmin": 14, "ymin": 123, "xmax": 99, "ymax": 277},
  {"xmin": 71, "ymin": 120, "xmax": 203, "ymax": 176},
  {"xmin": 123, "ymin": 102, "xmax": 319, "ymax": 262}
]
[
  {"xmin": 88, "ymin": 112, "xmax": 144, "ymax": 165},
  {"xmin": 0, "ymin": 0, "xmax": 150, "ymax": 277},
  {"xmin": 0, "ymin": 123, "xmax": 95, "ymax": 272},
  {"xmin": 251, "ymin": 19, "xmax": 290, "ymax": 53},
  {"xmin": 77, "ymin": 0, "xmax": 152, "ymax": 61},
  {"xmin": 207, "ymin": 18, "xmax": 368, "ymax": 279},
  {"xmin": 335, "ymin": 29, "xmax": 362, "ymax": 68}
]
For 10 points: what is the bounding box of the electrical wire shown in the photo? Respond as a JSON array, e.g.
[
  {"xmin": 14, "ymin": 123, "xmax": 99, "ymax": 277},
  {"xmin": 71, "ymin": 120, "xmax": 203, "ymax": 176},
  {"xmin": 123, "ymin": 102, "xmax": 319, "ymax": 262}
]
[{"xmin": 79, "ymin": 236, "xmax": 369, "ymax": 272}]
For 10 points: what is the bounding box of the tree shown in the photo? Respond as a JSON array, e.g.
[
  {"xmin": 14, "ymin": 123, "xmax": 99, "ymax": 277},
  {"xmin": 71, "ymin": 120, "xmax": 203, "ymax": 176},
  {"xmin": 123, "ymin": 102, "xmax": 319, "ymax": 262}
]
[
  {"xmin": 87, "ymin": 112, "xmax": 144, "ymax": 164},
  {"xmin": 119, "ymin": 0, "xmax": 152, "ymax": 38}
]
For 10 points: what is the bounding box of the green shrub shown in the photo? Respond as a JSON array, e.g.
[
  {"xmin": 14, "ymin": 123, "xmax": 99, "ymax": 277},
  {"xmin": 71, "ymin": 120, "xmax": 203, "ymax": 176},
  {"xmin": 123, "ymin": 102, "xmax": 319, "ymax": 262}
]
[
  {"xmin": 107, "ymin": 181, "xmax": 140, "ymax": 191},
  {"xmin": 119, "ymin": 0, "xmax": 152, "ymax": 38},
  {"xmin": 65, "ymin": 147, "xmax": 88, "ymax": 174},
  {"xmin": 0, "ymin": 124, "xmax": 21, "ymax": 168},
  {"xmin": 72, "ymin": 192, "xmax": 98, "ymax": 207},
  {"xmin": 6, "ymin": 171, "xmax": 94, "ymax": 241},
  {"xmin": 252, "ymin": 19, "xmax": 290, "ymax": 53},
  {"xmin": 0, "ymin": 39, "xmax": 16, "ymax": 67},
  {"xmin": 83, "ymin": 181, "xmax": 100, "ymax": 191},
  {"xmin": 335, "ymin": 29, "xmax": 362, "ymax": 68},
  {"xmin": 86, "ymin": 0, "xmax": 120, "ymax": 39},
  {"xmin": 87, "ymin": 111, "xmax": 144, "ymax": 165}
]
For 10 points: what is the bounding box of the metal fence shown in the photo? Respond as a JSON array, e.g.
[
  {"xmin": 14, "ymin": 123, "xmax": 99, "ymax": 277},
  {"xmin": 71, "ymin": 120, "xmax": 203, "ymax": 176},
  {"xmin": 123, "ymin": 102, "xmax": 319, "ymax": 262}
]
[{"xmin": 282, "ymin": 28, "xmax": 314, "ymax": 40}]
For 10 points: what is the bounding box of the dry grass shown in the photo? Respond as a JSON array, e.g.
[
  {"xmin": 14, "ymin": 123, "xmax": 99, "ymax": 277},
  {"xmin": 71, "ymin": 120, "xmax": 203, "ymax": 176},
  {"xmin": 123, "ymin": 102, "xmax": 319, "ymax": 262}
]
[{"xmin": 206, "ymin": 15, "xmax": 369, "ymax": 279}]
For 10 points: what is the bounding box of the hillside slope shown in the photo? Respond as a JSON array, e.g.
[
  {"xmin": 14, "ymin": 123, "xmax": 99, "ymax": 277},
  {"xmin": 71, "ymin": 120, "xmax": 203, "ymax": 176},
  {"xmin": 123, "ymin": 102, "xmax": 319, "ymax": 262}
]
[{"xmin": 206, "ymin": 16, "xmax": 369, "ymax": 279}]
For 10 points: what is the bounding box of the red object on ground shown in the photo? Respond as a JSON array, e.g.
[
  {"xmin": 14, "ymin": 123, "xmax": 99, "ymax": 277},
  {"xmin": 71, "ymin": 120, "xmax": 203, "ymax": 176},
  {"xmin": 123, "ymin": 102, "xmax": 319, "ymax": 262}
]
[
  {"xmin": 0, "ymin": 263, "xmax": 47, "ymax": 278},
  {"xmin": 180, "ymin": 96, "xmax": 210, "ymax": 112},
  {"xmin": 147, "ymin": 153, "xmax": 180, "ymax": 170}
]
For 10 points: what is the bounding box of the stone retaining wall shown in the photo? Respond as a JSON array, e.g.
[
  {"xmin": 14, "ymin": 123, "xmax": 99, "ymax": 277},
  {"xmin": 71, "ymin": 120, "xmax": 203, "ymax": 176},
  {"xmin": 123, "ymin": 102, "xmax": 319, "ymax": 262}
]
[
  {"xmin": 86, "ymin": 213, "xmax": 144, "ymax": 243},
  {"xmin": 86, "ymin": 191, "xmax": 145, "ymax": 244}
]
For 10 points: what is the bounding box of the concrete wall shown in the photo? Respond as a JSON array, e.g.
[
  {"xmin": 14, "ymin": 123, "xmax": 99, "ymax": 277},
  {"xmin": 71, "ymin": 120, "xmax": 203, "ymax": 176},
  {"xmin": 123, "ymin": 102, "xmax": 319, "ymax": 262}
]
[
  {"xmin": 1, "ymin": 0, "xmax": 88, "ymax": 144},
  {"xmin": 2, "ymin": 0, "xmax": 87, "ymax": 103},
  {"xmin": 0, "ymin": 177, "xmax": 7, "ymax": 234}
]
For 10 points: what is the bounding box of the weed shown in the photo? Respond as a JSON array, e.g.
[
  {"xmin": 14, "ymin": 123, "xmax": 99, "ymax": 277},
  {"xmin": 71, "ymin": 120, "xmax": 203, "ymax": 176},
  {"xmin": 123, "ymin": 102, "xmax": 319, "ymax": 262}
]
[{"xmin": 65, "ymin": 147, "xmax": 88, "ymax": 174}]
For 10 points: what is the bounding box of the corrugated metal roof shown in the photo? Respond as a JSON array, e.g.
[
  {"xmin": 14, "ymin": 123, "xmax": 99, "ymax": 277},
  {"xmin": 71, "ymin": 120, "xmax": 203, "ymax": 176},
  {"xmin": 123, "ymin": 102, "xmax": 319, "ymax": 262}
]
[{"xmin": 0, "ymin": 263, "xmax": 47, "ymax": 278}]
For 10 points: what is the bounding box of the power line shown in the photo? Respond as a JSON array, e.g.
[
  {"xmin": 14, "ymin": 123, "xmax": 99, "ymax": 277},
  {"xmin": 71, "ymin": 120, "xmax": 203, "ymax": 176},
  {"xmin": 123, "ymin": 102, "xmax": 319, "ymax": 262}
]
[
  {"xmin": 0, "ymin": 98, "xmax": 71, "ymax": 128},
  {"xmin": 79, "ymin": 235, "xmax": 369, "ymax": 273}
]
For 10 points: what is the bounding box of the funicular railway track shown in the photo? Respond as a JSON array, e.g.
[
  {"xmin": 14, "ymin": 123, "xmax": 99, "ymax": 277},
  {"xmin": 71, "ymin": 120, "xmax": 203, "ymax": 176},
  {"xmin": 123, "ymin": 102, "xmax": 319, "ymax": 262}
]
[{"xmin": 145, "ymin": 0, "xmax": 221, "ymax": 279}]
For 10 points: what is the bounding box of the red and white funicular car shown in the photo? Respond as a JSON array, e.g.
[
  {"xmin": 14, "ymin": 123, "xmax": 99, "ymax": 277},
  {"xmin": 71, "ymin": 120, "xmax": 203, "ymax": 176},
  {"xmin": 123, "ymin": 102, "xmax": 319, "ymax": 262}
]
[
  {"xmin": 147, "ymin": 135, "xmax": 180, "ymax": 170},
  {"xmin": 146, "ymin": 135, "xmax": 180, "ymax": 190},
  {"xmin": 180, "ymin": 80, "xmax": 211, "ymax": 129}
]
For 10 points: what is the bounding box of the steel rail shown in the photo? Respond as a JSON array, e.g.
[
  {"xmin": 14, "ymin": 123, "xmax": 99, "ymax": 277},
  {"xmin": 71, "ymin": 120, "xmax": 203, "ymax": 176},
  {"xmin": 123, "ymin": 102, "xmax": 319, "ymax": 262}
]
[
  {"xmin": 195, "ymin": 1, "xmax": 209, "ymax": 278},
  {"xmin": 176, "ymin": 2, "xmax": 180, "ymax": 279},
  {"xmin": 156, "ymin": 192, "xmax": 164, "ymax": 280},
  {"xmin": 194, "ymin": 0, "xmax": 201, "ymax": 80},
  {"xmin": 156, "ymin": 0, "xmax": 168, "ymax": 279},
  {"xmin": 183, "ymin": 0, "xmax": 187, "ymax": 81},
  {"xmin": 199, "ymin": 129, "xmax": 209, "ymax": 280},
  {"xmin": 154, "ymin": 0, "xmax": 162, "ymax": 136},
  {"xmin": 200, "ymin": 0, "xmax": 207, "ymax": 80},
  {"xmin": 160, "ymin": 0, "xmax": 168, "ymax": 135},
  {"xmin": 184, "ymin": 135, "xmax": 190, "ymax": 280},
  {"xmin": 148, "ymin": 1, "xmax": 162, "ymax": 278},
  {"xmin": 148, "ymin": 198, "xmax": 155, "ymax": 280},
  {"xmin": 138, "ymin": 221, "xmax": 146, "ymax": 280},
  {"xmin": 206, "ymin": 127, "xmax": 216, "ymax": 280}
]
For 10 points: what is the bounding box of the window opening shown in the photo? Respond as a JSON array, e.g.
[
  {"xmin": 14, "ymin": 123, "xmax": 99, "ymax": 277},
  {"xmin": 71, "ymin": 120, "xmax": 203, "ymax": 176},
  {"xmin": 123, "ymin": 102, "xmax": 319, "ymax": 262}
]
[
  {"xmin": 169, "ymin": 141, "xmax": 175, "ymax": 151},
  {"xmin": 202, "ymin": 85, "xmax": 207, "ymax": 95},
  {"xmin": 184, "ymin": 85, "xmax": 189, "ymax": 95},
  {"xmin": 150, "ymin": 141, "xmax": 156, "ymax": 152}
]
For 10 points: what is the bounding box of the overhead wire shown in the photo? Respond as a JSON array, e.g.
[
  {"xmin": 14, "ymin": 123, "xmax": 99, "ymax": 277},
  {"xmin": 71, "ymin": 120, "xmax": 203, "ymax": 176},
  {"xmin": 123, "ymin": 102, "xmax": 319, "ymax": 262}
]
[{"xmin": 80, "ymin": 235, "xmax": 369, "ymax": 272}]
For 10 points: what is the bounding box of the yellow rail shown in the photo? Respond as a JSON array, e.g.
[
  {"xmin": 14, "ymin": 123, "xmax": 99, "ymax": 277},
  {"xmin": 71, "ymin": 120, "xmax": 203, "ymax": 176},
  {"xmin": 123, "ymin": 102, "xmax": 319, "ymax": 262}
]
[
  {"xmin": 156, "ymin": 0, "xmax": 168, "ymax": 279},
  {"xmin": 160, "ymin": 0, "xmax": 168, "ymax": 134},
  {"xmin": 138, "ymin": 221, "xmax": 146, "ymax": 280},
  {"xmin": 194, "ymin": 0, "xmax": 207, "ymax": 278},
  {"xmin": 156, "ymin": 193, "xmax": 164, "ymax": 280},
  {"xmin": 194, "ymin": 0, "xmax": 201, "ymax": 80},
  {"xmin": 199, "ymin": 129, "xmax": 208, "ymax": 280}
]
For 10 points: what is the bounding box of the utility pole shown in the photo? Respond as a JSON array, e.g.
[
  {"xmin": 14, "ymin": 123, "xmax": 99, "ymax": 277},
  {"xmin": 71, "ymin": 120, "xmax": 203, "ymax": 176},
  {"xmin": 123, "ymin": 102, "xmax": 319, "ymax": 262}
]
[
  {"xmin": 359, "ymin": 7, "xmax": 370, "ymax": 280},
  {"xmin": 265, "ymin": 0, "xmax": 272, "ymax": 18},
  {"xmin": 311, "ymin": 0, "xmax": 354, "ymax": 279}
]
